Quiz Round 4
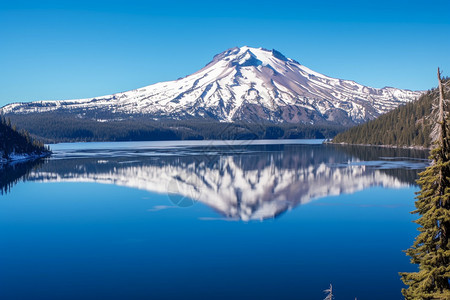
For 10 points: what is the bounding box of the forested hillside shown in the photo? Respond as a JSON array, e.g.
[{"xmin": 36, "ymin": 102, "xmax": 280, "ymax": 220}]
[
  {"xmin": 332, "ymin": 78, "xmax": 449, "ymax": 148},
  {"xmin": 4, "ymin": 113, "xmax": 346, "ymax": 142},
  {"xmin": 0, "ymin": 116, "xmax": 50, "ymax": 162}
]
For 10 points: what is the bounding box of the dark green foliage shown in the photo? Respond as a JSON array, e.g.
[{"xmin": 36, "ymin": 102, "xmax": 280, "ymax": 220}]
[
  {"xmin": 4, "ymin": 113, "xmax": 346, "ymax": 143},
  {"xmin": 0, "ymin": 115, "xmax": 50, "ymax": 160},
  {"xmin": 400, "ymin": 73, "xmax": 450, "ymax": 299},
  {"xmin": 333, "ymin": 79, "xmax": 449, "ymax": 148},
  {"xmin": 400, "ymin": 143, "xmax": 450, "ymax": 299}
]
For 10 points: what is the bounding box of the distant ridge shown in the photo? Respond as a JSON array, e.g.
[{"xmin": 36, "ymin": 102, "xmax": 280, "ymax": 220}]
[{"xmin": 332, "ymin": 78, "xmax": 450, "ymax": 149}]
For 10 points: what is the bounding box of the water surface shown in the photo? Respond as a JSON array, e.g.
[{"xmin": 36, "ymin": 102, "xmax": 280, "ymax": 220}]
[{"xmin": 0, "ymin": 140, "xmax": 429, "ymax": 299}]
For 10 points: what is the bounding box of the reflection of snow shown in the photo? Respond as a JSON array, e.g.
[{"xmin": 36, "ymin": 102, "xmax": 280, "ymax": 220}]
[
  {"xmin": 147, "ymin": 205, "xmax": 178, "ymax": 212},
  {"xmin": 29, "ymin": 157, "xmax": 414, "ymax": 221}
]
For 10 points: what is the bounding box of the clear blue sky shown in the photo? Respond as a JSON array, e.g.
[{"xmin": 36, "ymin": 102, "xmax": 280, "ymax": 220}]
[{"xmin": 1, "ymin": 0, "xmax": 449, "ymax": 107}]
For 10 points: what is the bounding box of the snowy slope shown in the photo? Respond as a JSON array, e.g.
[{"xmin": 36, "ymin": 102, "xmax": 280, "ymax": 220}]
[{"xmin": 1, "ymin": 46, "xmax": 422, "ymax": 125}]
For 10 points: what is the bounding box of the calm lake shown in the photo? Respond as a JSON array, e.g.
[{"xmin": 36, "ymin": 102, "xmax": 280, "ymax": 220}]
[{"xmin": 0, "ymin": 140, "xmax": 430, "ymax": 300}]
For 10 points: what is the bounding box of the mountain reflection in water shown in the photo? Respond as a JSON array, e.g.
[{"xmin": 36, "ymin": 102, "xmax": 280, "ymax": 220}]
[{"xmin": 2, "ymin": 140, "xmax": 428, "ymax": 221}]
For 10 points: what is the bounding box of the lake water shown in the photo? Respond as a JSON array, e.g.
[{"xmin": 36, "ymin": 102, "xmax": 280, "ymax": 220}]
[{"xmin": 0, "ymin": 140, "xmax": 430, "ymax": 300}]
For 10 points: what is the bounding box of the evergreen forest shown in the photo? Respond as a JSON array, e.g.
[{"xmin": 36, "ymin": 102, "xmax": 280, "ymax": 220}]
[
  {"xmin": 4, "ymin": 113, "xmax": 346, "ymax": 143},
  {"xmin": 333, "ymin": 78, "xmax": 450, "ymax": 148},
  {"xmin": 0, "ymin": 115, "xmax": 50, "ymax": 160}
]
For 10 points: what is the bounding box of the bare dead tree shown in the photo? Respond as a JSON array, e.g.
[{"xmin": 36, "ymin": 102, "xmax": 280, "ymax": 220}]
[
  {"xmin": 431, "ymin": 68, "xmax": 449, "ymax": 147},
  {"xmin": 323, "ymin": 283, "xmax": 333, "ymax": 300}
]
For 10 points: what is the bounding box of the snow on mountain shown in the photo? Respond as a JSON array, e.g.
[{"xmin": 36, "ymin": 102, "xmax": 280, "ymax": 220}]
[{"xmin": 1, "ymin": 46, "xmax": 422, "ymax": 125}]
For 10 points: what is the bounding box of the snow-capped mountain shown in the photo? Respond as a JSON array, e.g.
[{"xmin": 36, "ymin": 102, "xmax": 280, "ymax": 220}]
[{"xmin": 1, "ymin": 46, "xmax": 421, "ymax": 125}]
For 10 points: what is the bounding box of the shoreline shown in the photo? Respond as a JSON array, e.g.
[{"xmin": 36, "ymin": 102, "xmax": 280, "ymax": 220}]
[
  {"xmin": 0, "ymin": 151, "xmax": 52, "ymax": 167},
  {"xmin": 325, "ymin": 141, "xmax": 430, "ymax": 151}
]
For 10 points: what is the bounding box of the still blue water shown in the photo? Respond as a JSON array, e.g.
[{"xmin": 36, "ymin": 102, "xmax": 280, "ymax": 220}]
[{"xmin": 0, "ymin": 140, "xmax": 430, "ymax": 299}]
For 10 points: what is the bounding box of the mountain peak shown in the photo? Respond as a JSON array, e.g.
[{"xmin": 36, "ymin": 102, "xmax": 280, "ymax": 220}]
[
  {"xmin": 1, "ymin": 46, "xmax": 422, "ymax": 126},
  {"xmin": 238, "ymin": 46, "xmax": 288, "ymax": 61},
  {"xmin": 230, "ymin": 48, "xmax": 262, "ymax": 67},
  {"xmin": 215, "ymin": 46, "xmax": 287, "ymax": 62},
  {"xmin": 210, "ymin": 46, "xmax": 291, "ymax": 73}
]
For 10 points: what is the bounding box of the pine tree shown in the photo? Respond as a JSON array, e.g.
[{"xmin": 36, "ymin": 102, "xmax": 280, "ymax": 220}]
[{"xmin": 400, "ymin": 69, "xmax": 450, "ymax": 299}]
